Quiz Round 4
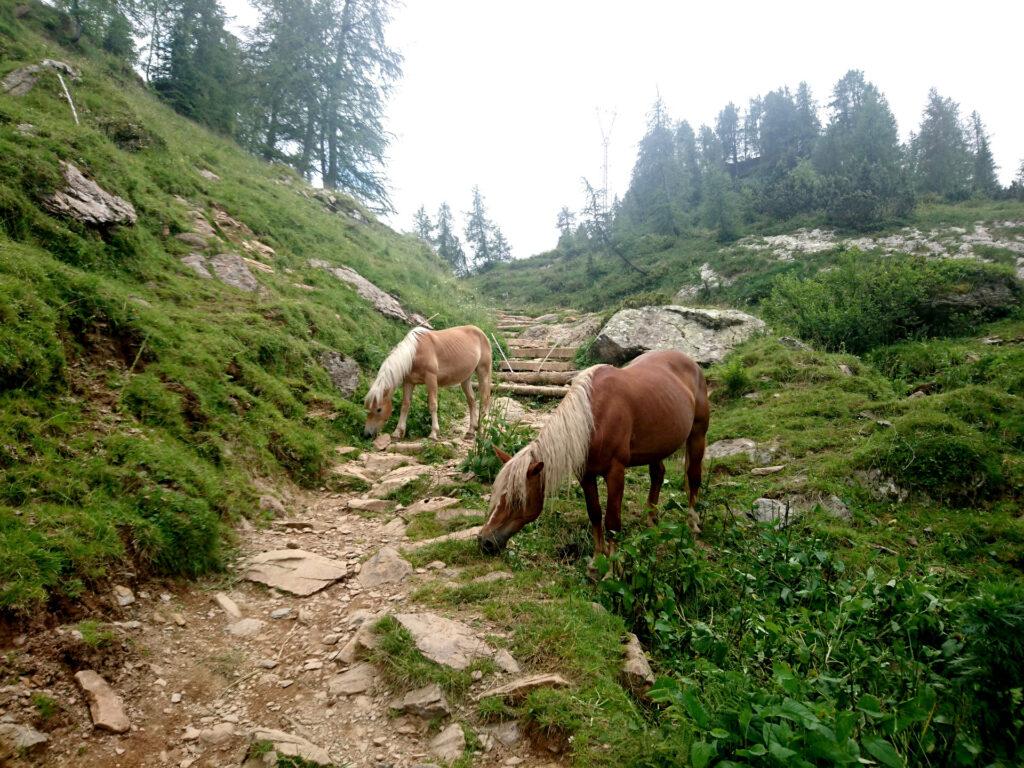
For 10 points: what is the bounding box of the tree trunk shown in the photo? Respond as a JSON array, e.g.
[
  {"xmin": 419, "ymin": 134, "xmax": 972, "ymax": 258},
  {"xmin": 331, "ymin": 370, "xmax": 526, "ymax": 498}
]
[{"xmin": 324, "ymin": 0, "xmax": 355, "ymax": 189}]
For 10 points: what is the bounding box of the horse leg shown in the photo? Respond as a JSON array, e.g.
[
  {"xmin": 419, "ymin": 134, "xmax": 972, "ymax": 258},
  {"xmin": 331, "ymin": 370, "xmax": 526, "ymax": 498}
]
[
  {"xmin": 582, "ymin": 474, "xmax": 604, "ymax": 578},
  {"xmin": 476, "ymin": 361, "xmax": 492, "ymax": 435},
  {"xmin": 604, "ymin": 461, "xmax": 626, "ymax": 559},
  {"xmin": 393, "ymin": 382, "xmax": 413, "ymax": 439},
  {"xmin": 685, "ymin": 431, "xmax": 707, "ymax": 536},
  {"xmin": 426, "ymin": 373, "xmax": 440, "ymax": 440},
  {"xmin": 461, "ymin": 379, "xmax": 477, "ymax": 439},
  {"xmin": 646, "ymin": 460, "xmax": 665, "ymax": 526}
]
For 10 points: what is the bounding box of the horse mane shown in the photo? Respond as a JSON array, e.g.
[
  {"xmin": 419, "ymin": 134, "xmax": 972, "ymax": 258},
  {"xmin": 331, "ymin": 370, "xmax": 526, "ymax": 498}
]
[
  {"xmin": 365, "ymin": 326, "xmax": 430, "ymax": 406},
  {"xmin": 489, "ymin": 365, "xmax": 603, "ymax": 513}
]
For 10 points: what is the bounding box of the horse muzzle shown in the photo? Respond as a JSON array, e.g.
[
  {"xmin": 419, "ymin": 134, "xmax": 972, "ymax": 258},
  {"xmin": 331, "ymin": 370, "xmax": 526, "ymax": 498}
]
[{"xmin": 477, "ymin": 530, "xmax": 509, "ymax": 556}]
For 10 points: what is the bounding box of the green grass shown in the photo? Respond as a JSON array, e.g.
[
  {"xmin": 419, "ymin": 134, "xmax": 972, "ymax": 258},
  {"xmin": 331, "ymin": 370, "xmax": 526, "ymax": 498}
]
[{"xmin": 0, "ymin": 9, "xmax": 492, "ymax": 612}]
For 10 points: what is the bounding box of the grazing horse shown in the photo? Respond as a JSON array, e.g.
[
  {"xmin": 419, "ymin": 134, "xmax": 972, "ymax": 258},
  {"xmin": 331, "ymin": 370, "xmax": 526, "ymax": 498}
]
[
  {"xmin": 478, "ymin": 349, "xmax": 709, "ymax": 560},
  {"xmin": 363, "ymin": 325, "xmax": 492, "ymax": 441}
]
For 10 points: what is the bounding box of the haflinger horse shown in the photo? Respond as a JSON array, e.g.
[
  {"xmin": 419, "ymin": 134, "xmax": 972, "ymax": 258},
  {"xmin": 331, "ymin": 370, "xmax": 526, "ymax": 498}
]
[
  {"xmin": 478, "ymin": 349, "xmax": 709, "ymax": 561},
  {"xmin": 363, "ymin": 325, "xmax": 493, "ymax": 441}
]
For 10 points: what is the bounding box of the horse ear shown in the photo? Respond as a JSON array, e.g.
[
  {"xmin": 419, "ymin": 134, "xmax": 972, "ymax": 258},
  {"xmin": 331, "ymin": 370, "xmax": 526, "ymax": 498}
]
[
  {"xmin": 527, "ymin": 461, "xmax": 545, "ymax": 478},
  {"xmin": 493, "ymin": 447, "xmax": 513, "ymax": 464}
]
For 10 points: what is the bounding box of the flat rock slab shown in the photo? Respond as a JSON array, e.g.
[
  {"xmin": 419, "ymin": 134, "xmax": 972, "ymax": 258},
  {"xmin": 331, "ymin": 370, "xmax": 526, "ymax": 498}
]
[
  {"xmin": 74, "ymin": 670, "xmax": 130, "ymax": 733},
  {"xmin": 404, "ymin": 525, "xmax": 483, "ymax": 552},
  {"xmin": 347, "ymin": 497, "xmax": 393, "ymax": 514},
  {"xmin": 0, "ymin": 722, "xmax": 49, "ymax": 754},
  {"xmin": 370, "ymin": 464, "xmax": 431, "ymax": 498},
  {"xmin": 394, "ymin": 612, "xmax": 494, "ymax": 670},
  {"xmin": 593, "ymin": 305, "xmax": 765, "ymax": 366},
  {"xmin": 44, "ymin": 162, "xmax": 137, "ymax": 227},
  {"xmin": 749, "ymin": 498, "xmax": 802, "ymax": 528},
  {"xmin": 210, "ymin": 252, "xmax": 259, "ymax": 292},
  {"xmin": 622, "ymin": 633, "xmax": 656, "ymax": 696},
  {"xmin": 327, "ymin": 662, "xmax": 377, "ymax": 696},
  {"xmin": 358, "ymin": 546, "xmax": 412, "ymax": 588},
  {"xmin": 250, "ymin": 728, "xmax": 333, "ymax": 766},
  {"xmin": 705, "ymin": 438, "xmax": 758, "ymax": 460},
  {"xmin": 389, "ymin": 682, "xmax": 450, "ymax": 718},
  {"xmin": 429, "ymin": 723, "xmax": 466, "ymax": 762},
  {"xmin": 214, "ymin": 592, "xmax": 242, "ymax": 618},
  {"xmin": 245, "ymin": 549, "xmax": 348, "ymax": 596},
  {"xmin": 474, "ymin": 673, "xmax": 570, "ymax": 703},
  {"xmin": 403, "ymin": 496, "xmax": 460, "ymax": 516},
  {"xmin": 228, "ymin": 618, "xmax": 265, "ymax": 637}
]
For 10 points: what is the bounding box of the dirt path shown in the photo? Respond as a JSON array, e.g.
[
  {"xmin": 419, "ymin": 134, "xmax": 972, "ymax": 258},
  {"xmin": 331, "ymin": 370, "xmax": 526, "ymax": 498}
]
[{"xmin": 2, "ymin": 405, "xmax": 568, "ymax": 768}]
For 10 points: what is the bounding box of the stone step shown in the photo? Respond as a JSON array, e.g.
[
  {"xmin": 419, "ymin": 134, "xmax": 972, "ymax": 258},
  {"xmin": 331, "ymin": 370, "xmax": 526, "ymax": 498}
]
[
  {"xmin": 499, "ymin": 370, "xmax": 577, "ymax": 385},
  {"xmin": 507, "ymin": 346, "xmax": 577, "ymax": 360},
  {"xmin": 496, "ymin": 314, "xmax": 534, "ymax": 323},
  {"xmin": 497, "ymin": 323, "xmax": 532, "ymax": 332},
  {"xmin": 497, "ymin": 359, "xmax": 575, "ymax": 373},
  {"xmin": 496, "ymin": 382, "xmax": 570, "ymax": 399}
]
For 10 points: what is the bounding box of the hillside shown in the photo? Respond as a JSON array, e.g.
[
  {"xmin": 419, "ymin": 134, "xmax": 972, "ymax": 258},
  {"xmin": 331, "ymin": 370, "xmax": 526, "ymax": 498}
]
[
  {"xmin": 470, "ymin": 201, "xmax": 1024, "ymax": 312},
  {"xmin": 0, "ymin": 3, "xmax": 490, "ymax": 613}
]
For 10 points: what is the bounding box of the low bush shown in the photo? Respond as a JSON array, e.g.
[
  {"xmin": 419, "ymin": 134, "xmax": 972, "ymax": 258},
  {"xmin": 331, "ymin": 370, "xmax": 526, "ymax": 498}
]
[
  {"xmin": 461, "ymin": 409, "xmax": 534, "ymax": 483},
  {"xmin": 764, "ymin": 253, "xmax": 1020, "ymax": 353}
]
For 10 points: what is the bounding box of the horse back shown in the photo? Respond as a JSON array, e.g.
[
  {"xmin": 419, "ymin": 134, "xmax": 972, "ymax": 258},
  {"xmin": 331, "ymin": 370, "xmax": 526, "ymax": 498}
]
[
  {"xmin": 588, "ymin": 350, "xmax": 707, "ymax": 469},
  {"xmin": 414, "ymin": 325, "xmax": 491, "ymax": 384}
]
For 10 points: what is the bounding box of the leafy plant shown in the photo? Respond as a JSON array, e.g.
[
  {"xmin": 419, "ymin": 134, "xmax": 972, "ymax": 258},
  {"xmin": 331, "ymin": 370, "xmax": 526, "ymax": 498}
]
[{"xmin": 460, "ymin": 410, "xmax": 534, "ymax": 483}]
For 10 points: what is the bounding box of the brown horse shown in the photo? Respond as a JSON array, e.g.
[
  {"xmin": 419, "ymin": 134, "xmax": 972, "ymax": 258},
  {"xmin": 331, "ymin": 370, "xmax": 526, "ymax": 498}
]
[
  {"xmin": 364, "ymin": 325, "xmax": 492, "ymax": 441},
  {"xmin": 478, "ymin": 349, "xmax": 709, "ymax": 559}
]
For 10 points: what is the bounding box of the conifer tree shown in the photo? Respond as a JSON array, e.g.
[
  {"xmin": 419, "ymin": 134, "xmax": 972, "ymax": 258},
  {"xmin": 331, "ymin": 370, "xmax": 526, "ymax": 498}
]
[
  {"xmin": 412, "ymin": 206, "xmax": 434, "ymax": 244},
  {"xmin": 464, "ymin": 186, "xmax": 494, "ymax": 270},
  {"xmin": 969, "ymin": 112, "xmax": 999, "ymax": 197},
  {"xmin": 492, "ymin": 228, "xmax": 512, "ymax": 263},
  {"xmin": 435, "ymin": 203, "xmax": 467, "ymax": 276},
  {"xmin": 912, "ymin": 88, "xmax": 972, "ymax": 200}
]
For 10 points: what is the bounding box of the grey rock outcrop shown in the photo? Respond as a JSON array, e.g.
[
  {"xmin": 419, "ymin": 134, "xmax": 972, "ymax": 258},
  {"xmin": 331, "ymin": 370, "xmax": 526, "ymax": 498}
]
[
  {"xmin": 244, "ymin": 549, "xmax": 348, "ymax": 595},
  {"xmin": 320, "ymin": 351, "xmax": 360, "ymax": 397},
  {"xmin": 44, "ymin": 162, "xmax": 137, "ymax": 227},
  {"xmin": 1, "ymin": 59, "xmax": 78, "ymax": 96},
  {"xmin": 593, "ymin": 305, "xmax": 765, "ymax": 365},
  {"xmin": 309, "ymin": 259, "xmax": 428, "ymax": 326},
  {"xmin": 210, "ymin": 253, "xmax": 259, "ymax": 292}
]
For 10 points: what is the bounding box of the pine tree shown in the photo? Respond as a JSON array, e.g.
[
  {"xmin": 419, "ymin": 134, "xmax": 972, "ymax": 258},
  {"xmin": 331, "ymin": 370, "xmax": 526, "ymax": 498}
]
[
  {"xmin": 412, "ymin": 206, "xmax": 435, "ymax": 245},
  {"xmin": 621, "ymin": 97, "xmax": 684, "ymax": 236},
  {"xmin": 674, "ymin": 121, "xmax": 701, "ymax": 207},
  {"xmin": 912, "ymin": 88, "xmax": 972, "ymax": 200},
  {"xmin": 556, "ymin": 207, "xmax": 576, "ymax": 238},
  {"xmin": 464, "ymin": 186, "xmax": 494, "ymax": 270},
  {"xmin": 434, "ymin": 203, "xmax": 467, "ymax": 276},
  {"xmin": 492, "ymin": 228, "xmax": 512, "ymax": 262},
  {"xmin": 969, "ymin": 111, "xmax": 999, "ymax": 198}
]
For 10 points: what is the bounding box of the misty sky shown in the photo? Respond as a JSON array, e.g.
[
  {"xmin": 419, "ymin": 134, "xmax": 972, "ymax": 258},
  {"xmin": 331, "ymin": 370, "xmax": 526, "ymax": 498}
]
[{"xmin": 222, "ymin": 0, "xmax": 1024, "ymax": 258}]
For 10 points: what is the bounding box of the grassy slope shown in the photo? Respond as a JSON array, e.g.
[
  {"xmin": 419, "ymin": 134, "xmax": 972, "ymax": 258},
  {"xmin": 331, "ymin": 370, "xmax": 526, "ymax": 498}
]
[
  {"xmin": 0, "ymin": 4, "xmax": 491, "ymax": 612},
  {"xmin": 470, "ymin": 199, "xmax": 1024, "ymax": 313}
]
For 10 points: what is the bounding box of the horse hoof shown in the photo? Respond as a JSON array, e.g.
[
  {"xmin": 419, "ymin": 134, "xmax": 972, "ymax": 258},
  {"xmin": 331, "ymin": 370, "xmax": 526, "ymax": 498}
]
[{"xmin": 391, "ymin": 429, "xmax": 404, "ymax": 439}]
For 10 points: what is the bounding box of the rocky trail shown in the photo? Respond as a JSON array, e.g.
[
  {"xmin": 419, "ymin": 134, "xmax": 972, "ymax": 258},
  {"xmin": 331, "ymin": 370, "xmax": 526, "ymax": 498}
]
[{"xmin": 0, "ymin": 395, "xmax": 575, "ymax": 768}]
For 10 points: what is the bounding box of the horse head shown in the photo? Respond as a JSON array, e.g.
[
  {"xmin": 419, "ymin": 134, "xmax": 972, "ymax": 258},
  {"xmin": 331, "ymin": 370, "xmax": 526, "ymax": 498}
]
[
  {"xmin": 363, "ymin": 390, "xmax": 394, "ymax": 437},
  {"xmin": 478, "ymin": 446, "xmax": 545, "ymax": 555}
]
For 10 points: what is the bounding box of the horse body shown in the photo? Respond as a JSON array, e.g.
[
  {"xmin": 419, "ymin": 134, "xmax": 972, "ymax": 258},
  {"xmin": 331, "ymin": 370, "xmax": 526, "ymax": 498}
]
[
  {"xmin": 364, "ymin": 325, "xmax": 492, "ymax": 440},
  {"xmin": 479, "ymin": 349, "xmax": 708, "ymax": 558}
]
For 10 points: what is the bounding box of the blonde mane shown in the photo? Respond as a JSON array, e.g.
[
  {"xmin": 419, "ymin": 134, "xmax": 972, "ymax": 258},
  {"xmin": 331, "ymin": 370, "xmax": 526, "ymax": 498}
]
[
  {"xmin": 489, "ymin": 365, "xmax": 603, "ymax": 516},
  {"xmin": 365, "ymin": 327, "xmax": 430, "ymax": 406}
]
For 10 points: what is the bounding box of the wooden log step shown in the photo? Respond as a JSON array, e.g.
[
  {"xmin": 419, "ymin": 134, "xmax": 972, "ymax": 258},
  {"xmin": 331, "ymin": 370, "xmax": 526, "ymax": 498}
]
[
  {"xmin": 497, "ymin": 360, "xmax": 575, "ymax": 373},
  {"xmin": 499, "ymin": 370, "xmax": 577, "ymax": 385},
  {"xmin": 496, "ymin": 382, "xmax": 570, "ymax": 398},
  {"xmin": 508, "ymin": 346, "xmax": 577, "ymax": 360},
  {"xmin": 497, "ymin": 314, "xmax": 534, "ymax": 323},
  {"xmin": 497, "ymin": 324, "xmax": 532, "ymax": 332}
]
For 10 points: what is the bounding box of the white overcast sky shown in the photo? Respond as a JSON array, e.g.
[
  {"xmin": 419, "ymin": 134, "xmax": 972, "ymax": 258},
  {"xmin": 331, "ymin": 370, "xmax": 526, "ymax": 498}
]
[{"xmin": 222, "ymin": 0, "xmax": 1024, "ymax": 258}]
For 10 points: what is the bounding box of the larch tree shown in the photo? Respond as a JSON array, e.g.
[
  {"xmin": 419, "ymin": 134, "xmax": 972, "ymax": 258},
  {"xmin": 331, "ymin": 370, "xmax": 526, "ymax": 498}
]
[
  {"xmin": 412, "ymin": 206, "xmax": 435, "ymax": 245},
  {"xmin": 435, "ymin": 203, "xmax": 467, "ymax": 276},
  {"xmin": 715, "ymin": 102, "xmax": 740, "ymax": 166}
]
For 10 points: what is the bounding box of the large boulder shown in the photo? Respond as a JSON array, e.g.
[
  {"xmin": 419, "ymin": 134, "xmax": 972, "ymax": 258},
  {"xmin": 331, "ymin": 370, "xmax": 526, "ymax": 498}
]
[
  {"xmin": 44, "ymin": 162, "xmax": 137, "ymax": 227},
  {"xmin": 1, "ymin": 59, "xmax": 78, "ymax": 97},
  {"xmin": 593, "ymin": 305, "xmax": 765, "ymax": 366}
]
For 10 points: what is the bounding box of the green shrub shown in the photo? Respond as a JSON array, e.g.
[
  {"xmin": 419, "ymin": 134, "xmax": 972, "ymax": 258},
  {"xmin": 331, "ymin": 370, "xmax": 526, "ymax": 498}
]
[
  {"xmin": 711, "ymin": 356, "xmax": 754, "ymax": 400},
  {"xmin": 461, "ymin": 410, "xmax": 534, "ymax": 483},
  {"xmin": 764, "ymin": 253, "xmax": 1020, "ymax": 354},
  {"xmin": 857, "ymin": 411, "xmax": 1004, "ymax": 503}
]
